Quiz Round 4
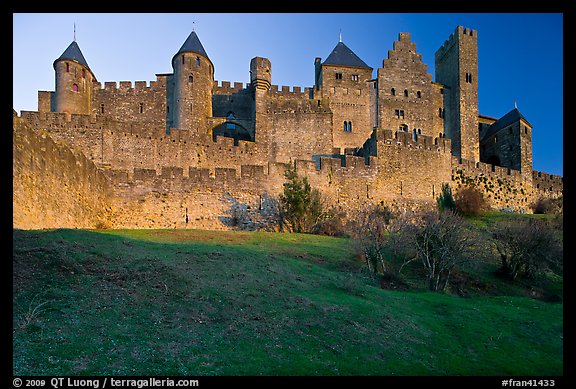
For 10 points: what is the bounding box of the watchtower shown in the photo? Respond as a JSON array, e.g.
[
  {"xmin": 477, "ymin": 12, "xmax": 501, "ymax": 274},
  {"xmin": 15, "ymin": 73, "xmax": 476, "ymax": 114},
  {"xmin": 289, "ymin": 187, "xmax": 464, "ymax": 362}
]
[
  {"xmin": 435, "ymin": 26, "xmax": 479, "ymax": 162},
  {"xmin": 171, "ymin": 30, "xmax": 214, "ymax": 133},
  {"xmin": 53, "ymin": 40, "xmax": 96, "ymax": 115}
]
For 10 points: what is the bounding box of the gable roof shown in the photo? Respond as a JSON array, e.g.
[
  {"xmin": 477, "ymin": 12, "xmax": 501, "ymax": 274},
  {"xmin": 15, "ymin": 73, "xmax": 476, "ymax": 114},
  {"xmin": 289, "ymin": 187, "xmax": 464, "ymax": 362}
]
[
  {"xmin": 53, "ymin": 41, "xmax": 92, "ymax": 73},
  {"xmin": 322, "ymin": 41, "xmax": 371, "ymax": 69},
  {"xmin": 481, "ymin": 108, "xmax": 532, "ymax": 141}
]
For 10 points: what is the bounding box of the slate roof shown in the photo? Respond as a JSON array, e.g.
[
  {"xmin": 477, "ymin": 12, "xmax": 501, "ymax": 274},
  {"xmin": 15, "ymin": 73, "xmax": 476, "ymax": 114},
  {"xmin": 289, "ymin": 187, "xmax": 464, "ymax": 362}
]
[
  {"xmin": 481, "ymin": 108, "xmax": 532, "ymax": 141},
  {"xmin": 174, "ymin": 31, "xmax": 209, "ymax": 59},
  {"xmin": 322, "ymin": 41, "xmax": 371, "ymax": 69},
  {"xmin": 53, "ymin": 41, "xmax": 92, "ymax": 73}
]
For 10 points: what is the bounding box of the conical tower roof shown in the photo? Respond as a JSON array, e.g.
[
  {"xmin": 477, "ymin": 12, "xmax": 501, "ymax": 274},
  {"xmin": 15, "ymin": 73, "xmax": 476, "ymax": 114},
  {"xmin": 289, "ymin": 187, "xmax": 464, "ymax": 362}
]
[
  {"xmin": 322, "ymin": 41, "xmax": 371, "ymax": 69},
  {"xmin": 174, "ymin": 30, "xmax": 210, "ymax": 60},
  {"xmin": 53, "ymin": 41, "xmax": 92, "ymax": 73}
]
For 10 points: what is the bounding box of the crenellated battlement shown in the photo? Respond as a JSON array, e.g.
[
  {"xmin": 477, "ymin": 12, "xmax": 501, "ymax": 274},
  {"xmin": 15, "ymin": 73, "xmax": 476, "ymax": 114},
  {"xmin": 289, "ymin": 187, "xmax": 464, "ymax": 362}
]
[
  {"xmin": 533, "ymin": 170, "xmax": 563, "ymax": 195},
  {"xmin": 452, "ymin": 157, "xmax": 522, "ymax": 180},
  {"xmin": 93, "ymin": 74, "xmax": 165, "ymax": 92},
  {"xmin": 213, "ymin": 80, "xmax": 247, "ymax": 95},
  {"xmin": 435, "ymin": 26, "xmax": 477, "ymax": 62},
  {"xmin": 268, "ymin": 84, "xmax": 311, "ymax": 97}
]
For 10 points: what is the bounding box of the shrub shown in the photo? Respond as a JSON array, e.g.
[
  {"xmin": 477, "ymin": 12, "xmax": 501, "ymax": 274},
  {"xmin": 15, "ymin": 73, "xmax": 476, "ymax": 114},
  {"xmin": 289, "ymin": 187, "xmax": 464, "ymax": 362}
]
[
  {"xmin": 279, "ymin": 168, "xmax": 330, "ymax": 233},
  {"xmin": 531, "ymin": 196, "xmax": 563, "ymax": 215},
  {"xmin": 491, "ymin": 218, "xmax": 563, "ymax": 280},
  {"xmin": 349, "ymin": 204, "xmax": 415, "ymax": 277},
  {"xmin": 455, "ymin": 186, "xmax": 488, "ymax": 216},
  {"xmin": 437, "ymin": 183, "xmax": 456, "ymax": 212}
]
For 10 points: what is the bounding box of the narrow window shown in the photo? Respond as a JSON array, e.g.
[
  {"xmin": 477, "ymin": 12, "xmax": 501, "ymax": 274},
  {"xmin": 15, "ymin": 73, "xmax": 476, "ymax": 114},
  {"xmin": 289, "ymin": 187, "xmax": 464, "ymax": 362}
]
[
  {"xmin": 413, "ymin": 129, "xmax": 417, "ymax": 141},
  {"xmin": 469, "ymin": 73, "xmax": 473, "ymax": 83},
  {"xmin": 167, "ymin": 106, "xmax": 169, "ymax": 113},
  {"xmin": 416, "ymin": 91, "xmax": 421, "ymax": 98},
  {"xmin": 525, "ymin": 126, "xmax": 528, "ymax": 134},
  {"xmin": 395, "ymin": 109, "xmax": 400, "ymax": 118},
  {"xmin": 100, "ymin": 104, "xmax": 105, "ymax": 114},
  {"xmin": 351, "ymin": 74, "xmax": 358, "ymax": 81},
  {"xmin": 400, "ymin": 110, "xmax": 405, "ymax": 119},
  {"xmin": 391, "ymin": 88, "xmax": 396, "ymax": 96},
  {"xmin": 439, "ymin": 108, "xmax": 443, "ymax": 117},
  {"xmin": 404, "ymin": 89, "xmax": 408, "ymax": 97},
  {"xmin": 72, "ymin": 83, "xmax": 79, "ymax": 92},
  {"xmin": 182, "ymin": 55, "xmax": 185, "ymax": 65},
  {"xmin": 196, "ymin": 56, "xmax": 200, "ymax": 66},
  {"xmin": 418, "ymin": 129, "xmax": 422, "ymax": 134},
  {"xmin": 343, "ymin": 121, "xmax": 348, "ymax": 132},
  {"xmin": 349, "ymin": 122, "xmax": 352, "ymax": 132},
  {"xmin": 66, "ymin": 62, "xmax": 69, "ymax": 73},
  {"xmin": 82, "ymin": 69, "xmax": 85, "ymax": 78},
  {"xmin": 335, "ymin": 73, "xmax": 342, "ymax": 80},
  {"xmin": 494, "ymin": 136, "xmax": 497, "ymax": 144},
  {"xmin": 139, "ymin": 103, "xmax": 144, "ymax": 114},
  {"xmin": 189, "ymin": 75, "xmax": 193, "ymax": 83}
]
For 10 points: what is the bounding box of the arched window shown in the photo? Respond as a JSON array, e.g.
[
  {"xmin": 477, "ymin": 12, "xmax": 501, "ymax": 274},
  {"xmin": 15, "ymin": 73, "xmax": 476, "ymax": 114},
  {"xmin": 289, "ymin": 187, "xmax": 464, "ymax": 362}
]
[
  {"xmin": 404, "ymin": 89, "xmax": 408, "ymax": 97},
  {"xmin": 391, "ymin": 88, "xmax": 396, "ymax": 96},
  {"xmin": 413, "ymin": 129, "xmax": 417, "ymax": 141},
  {"xmin": 196, "ymin": 57, "xmax": 201, "ymax": 66},
  {"xmin": 72, "ymin": 83, "xmax": 79, "ymax": 92},
  {"xmin": 100, "ymin": 104, "xmax": 105, "ymax": 114},
  {"xmin": 226, "ymin": 112, "xmax": 236, "ymax": 130},
  {"xmin": 416, "ymin": 91, "xmax": 421, "ymax": 98},
  {"xmin": 418, "ymin": 129, "xmax": 422, "ymax": 134},
  {"xmin": 189, "ymin": 75, "xmax": 193, "ymax": 83},
  {"xmin": 349, "ymin": 121, "xmax": 352, "ymax": 132},
  {"xmin": 343, "ymin": 121, "xmax": 347, "ymax": 132}
]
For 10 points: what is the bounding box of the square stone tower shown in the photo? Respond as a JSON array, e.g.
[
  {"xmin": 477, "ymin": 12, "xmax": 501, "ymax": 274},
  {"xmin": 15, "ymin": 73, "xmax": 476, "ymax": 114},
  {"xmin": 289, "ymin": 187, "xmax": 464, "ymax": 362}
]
[{"xmin": 435, "ymin": 26, "xmax": 479, "ymax": 162}]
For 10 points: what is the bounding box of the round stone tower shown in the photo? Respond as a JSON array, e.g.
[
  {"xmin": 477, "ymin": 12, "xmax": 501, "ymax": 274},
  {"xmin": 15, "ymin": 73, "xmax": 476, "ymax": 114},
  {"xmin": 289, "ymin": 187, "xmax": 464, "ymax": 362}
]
[
  {"xmin": 171, "ymin": 30, "xmax": 214, "ymax": 133},
  {"xmin": 53, "ymin": 40, "xmax": 96, "ymax": 115}
]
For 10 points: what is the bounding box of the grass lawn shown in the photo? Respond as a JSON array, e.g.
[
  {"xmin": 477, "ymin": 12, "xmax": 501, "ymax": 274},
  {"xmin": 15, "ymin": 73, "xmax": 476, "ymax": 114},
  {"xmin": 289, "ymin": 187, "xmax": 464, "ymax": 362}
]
[{"xmin": 12, "ymin": 225, "xmax": 563, "ymax": 376}]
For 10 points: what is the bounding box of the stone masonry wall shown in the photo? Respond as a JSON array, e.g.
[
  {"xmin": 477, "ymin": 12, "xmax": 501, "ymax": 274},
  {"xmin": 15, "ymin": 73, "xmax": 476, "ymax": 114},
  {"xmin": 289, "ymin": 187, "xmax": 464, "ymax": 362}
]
[
  {"xmin": 377, "ymin": 33, "xmax": 444, "ymax": 142},
  {"xmin": 13, "ymin": 112, "xmax": 114, "ymax": 229}
]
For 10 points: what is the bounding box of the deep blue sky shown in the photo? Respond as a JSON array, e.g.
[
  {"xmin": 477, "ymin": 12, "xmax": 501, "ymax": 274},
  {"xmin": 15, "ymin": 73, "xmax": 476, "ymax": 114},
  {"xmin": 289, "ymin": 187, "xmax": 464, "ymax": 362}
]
[{"xmin": 13, "ymin": 13, "xmax": 563, "ymax": 176}]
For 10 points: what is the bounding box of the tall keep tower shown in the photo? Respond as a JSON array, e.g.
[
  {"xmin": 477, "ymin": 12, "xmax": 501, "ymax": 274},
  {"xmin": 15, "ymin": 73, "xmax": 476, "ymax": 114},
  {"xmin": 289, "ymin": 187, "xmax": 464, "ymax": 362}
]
[
  {"xmin": 435, "ymin": 26, "xmax": 479, "ymax": 162},
  {"xmin": 53, "ymin": 40, "xmax": 96, "ymax": 115},
  {"xmin": 171, "ymin": 30, "xmax": 214, "ymax": 133}
]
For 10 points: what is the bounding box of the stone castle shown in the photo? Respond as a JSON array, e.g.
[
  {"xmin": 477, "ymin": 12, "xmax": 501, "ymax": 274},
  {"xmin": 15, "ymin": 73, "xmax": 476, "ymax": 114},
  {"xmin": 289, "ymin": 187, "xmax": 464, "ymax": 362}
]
[{"xmin": 13, "ymin": 25, "xmax": 563, "ymax": 230}]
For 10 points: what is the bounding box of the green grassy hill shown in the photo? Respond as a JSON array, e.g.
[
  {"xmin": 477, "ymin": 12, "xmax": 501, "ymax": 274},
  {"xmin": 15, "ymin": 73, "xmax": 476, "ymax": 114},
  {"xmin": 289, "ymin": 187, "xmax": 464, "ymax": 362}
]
[{"xmin": 12, "ymin": 224, "xmax": 562, "ymax": 376}]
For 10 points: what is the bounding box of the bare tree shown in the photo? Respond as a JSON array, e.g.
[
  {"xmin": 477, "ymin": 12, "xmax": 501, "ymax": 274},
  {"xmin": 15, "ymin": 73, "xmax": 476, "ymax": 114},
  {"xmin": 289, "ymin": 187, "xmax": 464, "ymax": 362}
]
[
  {"xmin": 349, "ymin": 204, "xmax": 416, "ymax": 276},
  {"xmin": 408, "ymin": 209, "xmax": 471, "ymax": 292},
  {"xmin": 491, "ymin": 218, "xmax": 563, "ymax": 280}
]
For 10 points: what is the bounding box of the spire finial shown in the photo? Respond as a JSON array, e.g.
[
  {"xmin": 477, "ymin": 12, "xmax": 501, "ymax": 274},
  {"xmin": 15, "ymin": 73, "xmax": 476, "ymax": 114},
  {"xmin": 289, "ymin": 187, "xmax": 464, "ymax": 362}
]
[
  {"xmin": 192, "ymin": 21, "xmax": 195, "ymax": 32},
  {"xmin": 73, "ymin": 22, "xmax": 76, "ymax": 42},
  {"xmin": 339, "ymin": 29, "xmax": 342, "ymax": 43},
  {"xmin": 514, "ymin": 100, "xmax": 518, "ymax": 109}
]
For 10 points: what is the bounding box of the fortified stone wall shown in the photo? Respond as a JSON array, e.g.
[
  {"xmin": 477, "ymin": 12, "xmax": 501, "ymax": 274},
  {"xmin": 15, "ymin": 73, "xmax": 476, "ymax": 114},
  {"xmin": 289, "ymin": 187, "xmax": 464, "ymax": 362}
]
[
  {"xmin": 13, "ymin": 112, "xmax": 113, "ymax": 229},
  {"xmin": 91, "ymin": 76, "xmax": 169, "ymax": 130}
]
